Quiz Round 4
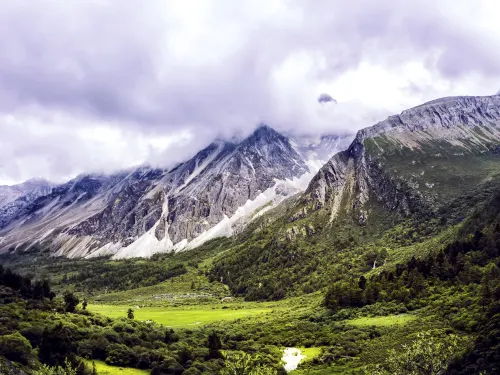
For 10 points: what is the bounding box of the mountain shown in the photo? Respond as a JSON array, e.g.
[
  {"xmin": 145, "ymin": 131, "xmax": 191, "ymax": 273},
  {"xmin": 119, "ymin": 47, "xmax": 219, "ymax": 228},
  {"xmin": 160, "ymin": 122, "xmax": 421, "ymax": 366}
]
[
  {"xmin": 3, "ymin": 95, "xmax": 500, "ymax": 375},
  {"xmin": 0, "ymin": 178, "xmax": 53, "ymax": 208},
  {"xmin": 0, "ymin": 178, "xmax": 54, "ymax": 229},
  {"xmin": 0, "ymin": 126, "xmax": 352, "ymax": 258},
  {"xmin": 209, "ymin": 94, "xmax": 500, "ymax": 299},
  {"xmin": 3, "ymin": 94, "xmax": 499, "ymax": 262},
  {"xmin": 302, "ymin": 94, "xmax": 500, "ymax": 225}
]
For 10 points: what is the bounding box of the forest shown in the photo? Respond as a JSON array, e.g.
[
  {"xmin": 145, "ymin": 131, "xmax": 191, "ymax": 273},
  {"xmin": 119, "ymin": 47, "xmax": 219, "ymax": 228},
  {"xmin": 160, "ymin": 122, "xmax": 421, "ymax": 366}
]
[{"xmin": 1, "ymin": 189, "xmax": 500, "ymax": 374}]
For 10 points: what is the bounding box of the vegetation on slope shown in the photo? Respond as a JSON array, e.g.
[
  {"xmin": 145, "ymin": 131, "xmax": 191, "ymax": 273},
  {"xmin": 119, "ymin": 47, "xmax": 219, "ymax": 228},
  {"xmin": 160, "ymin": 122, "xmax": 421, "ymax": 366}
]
[{"xmin": 2, "ymin": 142, "xmax": 500, "ymax": 374}]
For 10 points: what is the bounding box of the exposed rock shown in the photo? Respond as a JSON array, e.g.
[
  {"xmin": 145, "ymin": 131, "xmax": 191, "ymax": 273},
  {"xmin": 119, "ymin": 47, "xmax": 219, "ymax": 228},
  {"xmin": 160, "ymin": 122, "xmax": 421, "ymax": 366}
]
[
  {"xmin": 0, "ymin": 125, "xmax": 351, "ymax": 258},
  {"xmin": 288, "ymin": 207, "xmax": 308, "ymax": 223},
  {"xmin": 318, "ymin": 93, "xmax": 337, "ymax": 104},
  {"xmin": 0, "ymin": 179, "xmax": 54, "ymax": 228},
  {"xmin": 305, "ymin": 224, "xmax": 315, "ymax": 236},
  {"xmin": 303, "ymin": 94, "xmax": 500, "ymax": 224}
]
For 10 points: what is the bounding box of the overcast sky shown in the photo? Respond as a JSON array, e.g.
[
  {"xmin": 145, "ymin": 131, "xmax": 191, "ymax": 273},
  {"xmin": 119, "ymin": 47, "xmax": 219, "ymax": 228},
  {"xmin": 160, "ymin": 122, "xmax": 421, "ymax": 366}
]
[{"xmin": 1, "ymin": 0, "xmax": 500, "ymax": 185}]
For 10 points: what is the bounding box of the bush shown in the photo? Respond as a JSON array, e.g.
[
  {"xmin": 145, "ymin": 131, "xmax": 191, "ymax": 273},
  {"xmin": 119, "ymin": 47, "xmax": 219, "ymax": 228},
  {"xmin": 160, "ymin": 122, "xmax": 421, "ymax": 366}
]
[
  {"xmin": 105, "ymin": 343, "xmax": 137, "ymax": 367},
  {"xmin": 0, "ymin": 331, "xmax": 34, "ymax": 365},
  {"xmin": 38, "ymin": 323, "xmax": 74, "ymax": 367},
  {"xmin": 183, "ymin": 367, "xmax": 202, "ymax": 375},
  {"xmin": 20, "ymin": 325, "xmax": 45, "ymax": 348},
  {"xmin": 34, "ymin": 359, "xmax": 78, "ymax": 375},
  {"xmin": 150, "ymin": 357, "xmax": 184, "ymax": 375},
  {"xmin": 64, "ymin": 292, "xmax": 79, "ymax": 313}
]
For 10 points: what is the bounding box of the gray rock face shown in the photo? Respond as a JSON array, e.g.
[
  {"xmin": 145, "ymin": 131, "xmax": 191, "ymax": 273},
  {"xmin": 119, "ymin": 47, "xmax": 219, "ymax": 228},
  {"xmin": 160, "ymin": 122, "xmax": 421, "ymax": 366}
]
[
  {"xmin": 0, "ymin": 179, "xmax": 54, "ymax": 228},
  {"xmin": 0, "ymin": 125, "xmax": 350, "ymax": 258},
  {"xmin": 318, "ymin": 93, "xmax": 337, "ymax": 104},
  {"xmin": 302, "ymin": 94, "xmax": 500, "ymax": 224},
  {"xmin": 360, "ymin": 95, "xmax": 500, "ymax": 139},
  {"xmin": 65, "ymin": 168, "xmax": 166, "ymax": 242},
  {"xmin": 164, "ymin": 126, "xmax": 309, "ymax": 243},
  {"xmin": 0, "ymin": 171, "xmax": 145, "ymax": 253},
  {"xmin": 68, "ymin": 126, "xmax": 312, "ymax": 249}
]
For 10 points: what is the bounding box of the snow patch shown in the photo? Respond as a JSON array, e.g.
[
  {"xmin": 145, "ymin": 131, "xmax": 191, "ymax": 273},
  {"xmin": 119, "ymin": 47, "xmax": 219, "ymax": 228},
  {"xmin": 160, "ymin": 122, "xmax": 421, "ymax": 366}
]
[
  {"xmin": 104, "ymin": 134, "xmax": 354, "ymax": 259},
  {"xmin": 109, "ymin": 221, "xmax": 174, "ymax": 259}
]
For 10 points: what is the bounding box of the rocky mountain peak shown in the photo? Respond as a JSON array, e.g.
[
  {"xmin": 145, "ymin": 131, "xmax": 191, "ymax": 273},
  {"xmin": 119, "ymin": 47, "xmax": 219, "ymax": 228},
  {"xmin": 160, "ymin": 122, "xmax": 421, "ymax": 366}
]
[
  {"xmin": 18, "ymin": 177, "xmax": 52, "ymax": 189},
  {"xmin": 358, "ymin": 94, "xmax": 500, "ymax": 142},
  {"xmin": 0, "ymin": 125, "xmax": 352, "ymax": 259},
  {"xmin": 241, "ymin": 124, "xmax": 284, "ymax": 145},
  {"xmin": 0, "ymin": 178, "xmax": 56, "ymax": 229},
  {"xmin": 302, "ymin": 94, "xmax": 500, "ymax": 228}
]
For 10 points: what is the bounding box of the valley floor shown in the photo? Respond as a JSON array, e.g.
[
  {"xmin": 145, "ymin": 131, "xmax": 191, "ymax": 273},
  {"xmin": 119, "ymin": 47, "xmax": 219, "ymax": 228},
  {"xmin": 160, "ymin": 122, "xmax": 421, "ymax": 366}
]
[
  {"xmin": 87, "ymin": 304, "xmax": 276, "ymax": 329},
  {"xmin": 3, "ymin": 191, "xmax": 500, "ymax": 374},
  {"xmin": 85, "ymin": 295, "xmax": 445, "ymax": 374}
]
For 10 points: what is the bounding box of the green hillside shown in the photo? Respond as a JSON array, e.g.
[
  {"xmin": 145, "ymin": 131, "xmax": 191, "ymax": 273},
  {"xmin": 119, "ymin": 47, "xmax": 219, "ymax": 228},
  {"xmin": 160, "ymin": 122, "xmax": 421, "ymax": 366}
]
[{"xmin": 2, "ymin": 118, "xmax": 500, "ymax": 374}]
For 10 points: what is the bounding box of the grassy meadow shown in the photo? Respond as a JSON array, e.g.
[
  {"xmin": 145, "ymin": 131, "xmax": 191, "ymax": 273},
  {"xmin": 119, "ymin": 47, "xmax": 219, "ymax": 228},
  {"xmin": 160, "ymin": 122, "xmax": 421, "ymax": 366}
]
[
  {"xmin": 347, "ymin": 313, "xmax": 416, "ymax": 327},
  {"xmin": 87, "ymin": 304, "xmax": 276, "ymax": 328},
  {"xmin": 85, "ymin": 360, "xmax": 149, "ymax": 375}
]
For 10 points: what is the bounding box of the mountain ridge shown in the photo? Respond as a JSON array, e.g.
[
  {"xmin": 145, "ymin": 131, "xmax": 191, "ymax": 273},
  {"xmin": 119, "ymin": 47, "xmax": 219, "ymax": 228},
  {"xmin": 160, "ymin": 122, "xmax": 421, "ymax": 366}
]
[
  {"xmin": 5, "ymin": 94, "xmax": 499, "ymax": 260},
  {"xmin": 0, "ymin": 125, "xmax": 351, "ymax": 259},
  {"xmin": 207, "ymin": 94, "xmax": 500, "ymax": 305},
  {"xmin": 0, "ymin": 178, "xmax": 55, "ymax": 229},
  {"xmin": 300, "ymin": 94, "xmax": 500, "ymax": 227}
]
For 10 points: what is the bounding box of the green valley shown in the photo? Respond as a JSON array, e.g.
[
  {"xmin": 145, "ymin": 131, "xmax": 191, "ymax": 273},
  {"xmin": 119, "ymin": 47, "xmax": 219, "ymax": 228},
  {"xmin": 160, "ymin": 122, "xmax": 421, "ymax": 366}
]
[
  {"xmin": 2, "ymin": 95, "xmax": 500, "ymax": 374},
  {"xmin": 86, "ymin": 304, "xmax": 276, "ymax": 328}
]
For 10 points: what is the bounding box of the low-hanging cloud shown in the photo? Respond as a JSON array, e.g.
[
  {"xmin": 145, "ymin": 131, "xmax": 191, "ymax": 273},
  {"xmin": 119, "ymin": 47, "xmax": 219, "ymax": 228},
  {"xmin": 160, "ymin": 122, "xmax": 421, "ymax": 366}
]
[{"xmin": 0, "ymin": 0, "xmax": 499, "ymax": 183}]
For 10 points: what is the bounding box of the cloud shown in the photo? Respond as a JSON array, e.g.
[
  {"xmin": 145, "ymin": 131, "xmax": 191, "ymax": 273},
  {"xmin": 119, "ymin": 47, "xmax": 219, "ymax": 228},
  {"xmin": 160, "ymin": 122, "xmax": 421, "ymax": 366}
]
[{"xmin": 0, "ymin": 0, "xmax": 499, "ymax": 183}]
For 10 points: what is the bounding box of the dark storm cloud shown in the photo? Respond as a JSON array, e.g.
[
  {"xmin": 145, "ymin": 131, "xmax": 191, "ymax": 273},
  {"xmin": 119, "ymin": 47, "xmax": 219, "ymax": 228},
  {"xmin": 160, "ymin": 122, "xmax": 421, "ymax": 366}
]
[{"xmin": 0, "ymin": 0, "xmax": 499, "ymax": 183}]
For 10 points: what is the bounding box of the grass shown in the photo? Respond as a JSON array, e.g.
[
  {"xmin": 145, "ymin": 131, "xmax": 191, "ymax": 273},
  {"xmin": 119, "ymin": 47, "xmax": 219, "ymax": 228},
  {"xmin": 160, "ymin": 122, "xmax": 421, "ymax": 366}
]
[
  {"xmin": 84, "ymin": 360, "xmax": 149, "ymax": 375},
  {"xmin": 288, "ymin": 347, "xmax": 323, "ymax": 375},
  {"xmin": 291, "ymin": 349, "xmax": 364, "ymax": 375},
  {"xmin": 347, "ymin": 314, "xmax": 416, "ymax": 327},
  {"xmin": 90, "ymin": 269, "xmax": 228, "ymax": 304},
  {"xmin": 299, "ymin": 347, "xmax": 322, "ymax": 360},
  {"xmin": 88, "ymin": 304, "xmax": 275, "ymax": 328}
]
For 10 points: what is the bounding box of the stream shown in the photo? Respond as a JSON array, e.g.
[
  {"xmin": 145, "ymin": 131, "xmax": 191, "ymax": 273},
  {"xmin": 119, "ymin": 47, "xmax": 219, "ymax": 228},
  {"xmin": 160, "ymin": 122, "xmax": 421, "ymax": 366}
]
[{"xmin": 282, "ymin": 347, "xmax": 305, "ymax": 372}]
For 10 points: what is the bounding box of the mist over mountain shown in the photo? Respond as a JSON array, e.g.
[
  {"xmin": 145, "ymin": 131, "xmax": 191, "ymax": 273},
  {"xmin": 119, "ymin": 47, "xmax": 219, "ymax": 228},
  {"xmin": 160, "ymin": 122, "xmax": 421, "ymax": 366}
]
[
  {"xmin": 0, "ymin": 126, "xmax": 352, "ymax": 258},
  {"xmin": 2, "ymin": 2, "xmax": 500, "ymax": 374},
  {"xmin": 1, "ymin": 0, "xmax": 500, "ymax": 185},
  {"xmin": 3, "ymin": 93, "xmax": 500, "ymax": 261}
]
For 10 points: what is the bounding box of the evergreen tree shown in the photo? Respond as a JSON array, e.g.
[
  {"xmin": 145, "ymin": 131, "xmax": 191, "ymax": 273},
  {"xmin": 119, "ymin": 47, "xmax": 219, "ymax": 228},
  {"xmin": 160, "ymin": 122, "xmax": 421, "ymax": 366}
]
[
  {"xmin": 63, "ymin": 292, "xmax": 79, "ymax": 313},
  {"xmin": 127, "ymin": 308, "xmax": 134, "ymax": 319},
  {"xmin": 358, "ymin": 275, "xmax": 367, "ymax": 290},
  {"xmin": 38, "ymin": 323, "xmax": 73, "ymax": 367},
  {"xmin": 164, "ymin": 328, "xmax": 178, "ymax": 344},
  {"xmin": 207, "ymin": 331, "xmax": 223, "ymax": 359}
]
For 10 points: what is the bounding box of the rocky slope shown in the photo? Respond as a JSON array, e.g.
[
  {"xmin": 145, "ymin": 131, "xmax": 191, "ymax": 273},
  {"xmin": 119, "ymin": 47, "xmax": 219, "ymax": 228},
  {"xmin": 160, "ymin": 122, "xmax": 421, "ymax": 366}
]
[
  {"xmin": 0, "ymin": 179, "xmax": 54, "ymax": 229},
  {"xmin": 0, "ymin": 126, "xmax": 351, "ymax": 258},
  {"xmin": 207, "ymin": 94, "xmax": 500, "ymax": 299},
  {"xmin": 300, "ymin": 94, "xmax": 500, "ymax": 227}
]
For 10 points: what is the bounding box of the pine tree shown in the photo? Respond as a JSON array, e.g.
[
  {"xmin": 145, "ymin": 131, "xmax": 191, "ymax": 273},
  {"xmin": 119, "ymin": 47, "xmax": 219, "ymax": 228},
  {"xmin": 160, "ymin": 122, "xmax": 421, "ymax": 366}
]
[
  {"xmin": 207, "ymin": 331, "xmax": 223, "ymax": 359},
  {"xmin": 63, "ymin": 292, "xmax": 79, "ymax": 313},
  {"xmin": 127, "ymin": 308, "xmax": 134, "ymax": 319}
]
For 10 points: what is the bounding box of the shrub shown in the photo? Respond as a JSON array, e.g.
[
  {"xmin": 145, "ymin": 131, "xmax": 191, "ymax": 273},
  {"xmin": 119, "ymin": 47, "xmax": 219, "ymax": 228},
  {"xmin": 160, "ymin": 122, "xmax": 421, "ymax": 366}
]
[
  {"xmin": 63, "ymin": 292, "xmax": 79, "ymax": 313},
  {"xmin": 0, "ymin": 331, "xmax": 33, "ymax": 365},
  {"xmin": 105, "ymin": 343, "xmax": 137, "ymax": 367}
]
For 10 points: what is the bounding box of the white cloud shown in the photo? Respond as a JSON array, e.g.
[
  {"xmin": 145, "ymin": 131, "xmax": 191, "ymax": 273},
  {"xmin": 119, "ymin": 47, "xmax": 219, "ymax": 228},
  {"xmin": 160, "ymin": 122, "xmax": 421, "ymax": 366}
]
[{"xmin": 0, "ymin": 0, "xmax": 500, "ymax": 184}]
